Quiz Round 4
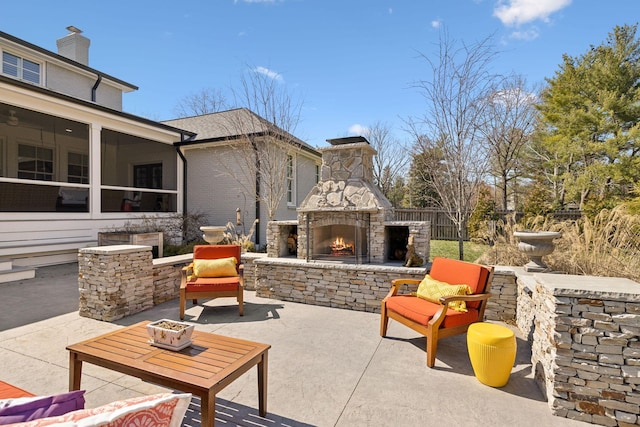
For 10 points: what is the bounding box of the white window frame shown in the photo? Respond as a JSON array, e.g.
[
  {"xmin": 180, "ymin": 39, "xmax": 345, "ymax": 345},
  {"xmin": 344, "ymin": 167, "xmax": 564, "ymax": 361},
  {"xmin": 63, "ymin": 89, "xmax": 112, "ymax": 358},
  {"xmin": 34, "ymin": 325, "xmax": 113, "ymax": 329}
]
[
  {"xmin": 286, "ymin": 154, "xmax": 296, "ymax": 206},
  {"xmin": 2, "ymin": 51, "xmax": 41, "ymax": 85},
  {"xmin": 17, "ymin": 143, "xmax": 54, "ymax": 181},
  {"xmin": 68, "ymin": 151, "xmax": 89, "ymax": 184}
]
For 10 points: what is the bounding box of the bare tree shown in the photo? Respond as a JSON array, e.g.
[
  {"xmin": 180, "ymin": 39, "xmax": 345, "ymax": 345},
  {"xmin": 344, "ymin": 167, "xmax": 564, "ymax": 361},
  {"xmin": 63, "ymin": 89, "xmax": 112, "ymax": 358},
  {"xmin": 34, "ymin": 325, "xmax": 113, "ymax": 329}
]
[
  {"xmin": 218, "ymin": 66, "xmax": 304, "ymax": 224},
  {"xmin": 173, "ymin": 88, "xmax": 228, "ymax": 117},
  {"xmin": 365, "ymin": 121, "xmax": 409, "ymax": 202},
  {"xmin": 407, "ymin": 31, "xmax": 499, "ymax": 260},
  {"xmin": 481, "ymin": 75, "xmax": 538, "ymax": 211}
]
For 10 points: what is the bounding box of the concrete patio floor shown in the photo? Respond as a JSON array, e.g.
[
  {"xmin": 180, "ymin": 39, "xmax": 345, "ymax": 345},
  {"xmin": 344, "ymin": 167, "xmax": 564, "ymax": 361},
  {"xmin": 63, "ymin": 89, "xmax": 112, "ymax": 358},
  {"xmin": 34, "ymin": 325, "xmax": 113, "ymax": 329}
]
[{"xmin": 0, "ymin": 263, "xmax": 588, "ymax": 427}]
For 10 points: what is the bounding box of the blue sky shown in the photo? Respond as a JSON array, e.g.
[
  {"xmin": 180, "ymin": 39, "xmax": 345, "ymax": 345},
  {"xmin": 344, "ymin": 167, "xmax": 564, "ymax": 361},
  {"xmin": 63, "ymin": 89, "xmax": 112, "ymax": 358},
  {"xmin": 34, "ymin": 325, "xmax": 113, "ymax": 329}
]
[{"xmin": 2, "ymin": 1, "xmax": 638, "ymax": 148}]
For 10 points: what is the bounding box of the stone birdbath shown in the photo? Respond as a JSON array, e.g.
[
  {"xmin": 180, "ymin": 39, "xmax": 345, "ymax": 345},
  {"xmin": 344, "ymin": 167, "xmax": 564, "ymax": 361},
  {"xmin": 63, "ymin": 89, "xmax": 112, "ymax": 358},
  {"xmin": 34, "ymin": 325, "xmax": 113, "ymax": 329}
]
[
  {"xmin": 513, "ymin": 230, "xmax": 562, "ymax": 272},
  {"xmin": 200, "ymin": 226, "xmax": 226, "ymax": 244}
]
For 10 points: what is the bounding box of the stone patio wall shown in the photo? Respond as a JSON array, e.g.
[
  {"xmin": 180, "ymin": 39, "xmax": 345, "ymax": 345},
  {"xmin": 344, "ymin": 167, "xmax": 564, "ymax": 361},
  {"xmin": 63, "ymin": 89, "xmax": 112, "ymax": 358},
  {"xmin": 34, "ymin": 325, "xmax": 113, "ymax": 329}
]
[
  {"xmin": 77, "ymin": 245, "xmax": 640, "ymax": 426},
  {"xmin": 520, "ymin": 273, "xmax": 640, "ymax": 426},
  {"xmin": 151, "ymin": 254, "xmax": 192, "ymax": 305},
  {"xmin": 78, "ymin": 245, "xmax": 154, "ymax": 321},
  {"xmin": 254, "ymin": 257, "xmax": 426, "ymax": 312}
]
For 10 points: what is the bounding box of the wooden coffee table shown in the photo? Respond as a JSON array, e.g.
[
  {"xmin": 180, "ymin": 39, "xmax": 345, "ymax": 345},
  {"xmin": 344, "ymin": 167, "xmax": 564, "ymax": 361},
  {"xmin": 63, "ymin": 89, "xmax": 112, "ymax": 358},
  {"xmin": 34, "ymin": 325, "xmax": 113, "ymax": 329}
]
[{"xmin": 66, "ymin": 321, "xmax": 270, "ymax": 427}]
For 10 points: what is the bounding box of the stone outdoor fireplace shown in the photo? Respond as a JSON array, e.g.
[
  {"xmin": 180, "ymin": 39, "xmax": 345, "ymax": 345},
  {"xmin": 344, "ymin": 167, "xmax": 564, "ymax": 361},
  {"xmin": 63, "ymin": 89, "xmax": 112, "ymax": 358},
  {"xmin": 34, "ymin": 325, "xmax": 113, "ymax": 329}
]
[{"xmin": 267, "ymin": 136, "xmax": 429, "ymax": 264}]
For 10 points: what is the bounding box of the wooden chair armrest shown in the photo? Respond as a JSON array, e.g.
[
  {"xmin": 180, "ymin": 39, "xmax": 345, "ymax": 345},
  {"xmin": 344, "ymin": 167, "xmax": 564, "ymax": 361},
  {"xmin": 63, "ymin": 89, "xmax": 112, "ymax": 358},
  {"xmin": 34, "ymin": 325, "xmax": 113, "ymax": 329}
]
[
  {"xmin": 180, "ymin": 263, "xmax": 194, "ymax": 289},
  {"xmin": 384, "ymin": 278, "xmax": 421, "ymax": 299},
  {"xmin": 437, "ymin": 292, "xmax": 491, "ymax": 305},
  {"xmin": 429, "ymin": 292, "xmax": 492, "ymax": 328}
]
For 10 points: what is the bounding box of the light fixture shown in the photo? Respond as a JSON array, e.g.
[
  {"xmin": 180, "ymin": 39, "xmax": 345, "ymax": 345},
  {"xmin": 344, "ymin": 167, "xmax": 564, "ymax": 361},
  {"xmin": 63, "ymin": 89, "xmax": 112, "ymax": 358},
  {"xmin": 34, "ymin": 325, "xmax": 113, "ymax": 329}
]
[{"xmin": 6, "ymin": 110, "xmax": 18, "ymax": 126}]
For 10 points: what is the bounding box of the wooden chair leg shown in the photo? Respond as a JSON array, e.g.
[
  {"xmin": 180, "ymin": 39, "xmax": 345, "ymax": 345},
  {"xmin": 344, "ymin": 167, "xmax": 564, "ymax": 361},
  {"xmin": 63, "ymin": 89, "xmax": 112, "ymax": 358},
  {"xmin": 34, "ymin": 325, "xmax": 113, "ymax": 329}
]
[
  {"xmin": 238, "ymin": 290, "xmax": 244, "ymax": 316},
  {"xmin": 179, "ymin": 291, "xmax": 186, "ymax": 321},
  {"xmin": 426, "ymin": 327, "xmax": 438, "ymax": 368},
  {"xmin": 380, "ymin": 302, "xmax": 389, "ymax": 337},
  {"xmin": 192, "ymin": 299, "xmax": 198, "ymax": 304}
]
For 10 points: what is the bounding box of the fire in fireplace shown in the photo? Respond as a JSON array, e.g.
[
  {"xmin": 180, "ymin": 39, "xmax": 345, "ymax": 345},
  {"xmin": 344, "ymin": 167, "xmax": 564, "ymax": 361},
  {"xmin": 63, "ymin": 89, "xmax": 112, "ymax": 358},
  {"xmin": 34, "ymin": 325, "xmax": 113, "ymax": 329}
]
[
  {"xmin": 330, "ymin": 236, "xmax": 354, "ymax": 256},
  {"xmin": 311, "ymin": 218, "xmax": 369, "ymax": 263}
]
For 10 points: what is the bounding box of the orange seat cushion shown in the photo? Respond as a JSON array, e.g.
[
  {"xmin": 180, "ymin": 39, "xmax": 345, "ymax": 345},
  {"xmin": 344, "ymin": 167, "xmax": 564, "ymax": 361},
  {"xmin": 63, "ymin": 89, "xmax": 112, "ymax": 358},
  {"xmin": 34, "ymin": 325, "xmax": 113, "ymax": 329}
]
[
  {"xmin": 386, "ymin": 295, "xmax": 479, "ymax": 328},
  {"xmin": 0, "ymin": 380, "xmax": 34, "ymax": 399},
  {"xmin": 186, "ymin": 276, "xmax": 240, "ymax": 293}
]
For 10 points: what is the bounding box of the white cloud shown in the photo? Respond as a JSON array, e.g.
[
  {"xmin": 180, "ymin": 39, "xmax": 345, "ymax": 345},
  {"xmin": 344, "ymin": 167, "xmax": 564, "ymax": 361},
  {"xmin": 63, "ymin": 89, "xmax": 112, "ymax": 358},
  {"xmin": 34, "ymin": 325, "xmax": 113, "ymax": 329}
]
[
  {"xmin": 493, "ymin": 0, "xmax": 571, "ymax": 26},
  {"xmin": 509, "ymin": 27, "xmax": 539, "ymax": 40},
  {"xmin": 254, "ymin": 66, "xmax": 283, "ymax": 82},
  {"xmin": 348, "ymin": 124, "xmax": 369, "ymax": 136},
  {"xmin": 389, "ymin": 8, "xmax": 393, "ymax": 14},
  {"xmin": 431, "ymin": 19, "xmax": 442, "ymax": 29}
]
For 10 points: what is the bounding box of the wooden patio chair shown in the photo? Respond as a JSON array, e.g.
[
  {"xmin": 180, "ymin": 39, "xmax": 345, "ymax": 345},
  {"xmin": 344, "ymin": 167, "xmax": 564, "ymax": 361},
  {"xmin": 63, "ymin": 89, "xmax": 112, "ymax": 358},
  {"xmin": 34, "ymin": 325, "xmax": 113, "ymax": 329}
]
[
  {"xmin": 380, "ymin": 256, "xmax": 494, "ymax": 367},
  {"xmin": 180, "ymin": 244, "xmax": 243, "ymax": 319}
]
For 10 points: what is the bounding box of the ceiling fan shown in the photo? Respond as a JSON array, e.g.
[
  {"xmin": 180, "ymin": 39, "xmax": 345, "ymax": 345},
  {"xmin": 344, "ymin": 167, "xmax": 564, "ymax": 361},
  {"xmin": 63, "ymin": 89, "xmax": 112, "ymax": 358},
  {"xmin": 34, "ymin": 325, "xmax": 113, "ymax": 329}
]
[{"xmin": 1, "ymin": 109, "xmax": 41, "ymax": 130}]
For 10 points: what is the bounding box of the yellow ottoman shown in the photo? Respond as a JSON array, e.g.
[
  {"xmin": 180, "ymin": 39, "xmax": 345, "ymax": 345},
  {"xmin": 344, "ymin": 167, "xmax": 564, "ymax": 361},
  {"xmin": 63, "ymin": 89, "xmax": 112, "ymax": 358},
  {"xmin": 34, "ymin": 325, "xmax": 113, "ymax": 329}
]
[{"xmin": 467, "ymin": 322, "xmax": 516, "ymax": 387}]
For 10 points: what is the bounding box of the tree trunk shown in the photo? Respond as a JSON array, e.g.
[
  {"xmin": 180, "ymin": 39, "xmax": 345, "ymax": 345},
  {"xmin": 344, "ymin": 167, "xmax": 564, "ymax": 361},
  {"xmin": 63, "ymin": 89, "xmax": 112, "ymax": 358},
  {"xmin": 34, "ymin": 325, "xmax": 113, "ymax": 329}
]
[
  {"xmin": 501, "ymin": 171, "xmax": 508, "ymax": 211},
  {"xmin": 458, "ymin": 222, "xmax": 465, "ymax": 261}
]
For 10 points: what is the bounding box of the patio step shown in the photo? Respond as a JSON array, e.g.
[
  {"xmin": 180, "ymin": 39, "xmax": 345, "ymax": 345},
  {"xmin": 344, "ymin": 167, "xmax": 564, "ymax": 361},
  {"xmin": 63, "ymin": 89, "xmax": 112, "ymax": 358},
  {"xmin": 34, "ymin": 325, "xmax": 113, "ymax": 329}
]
[{"xmin": 0, "ymin": 258, "xmax": 36, "ymax": 284}]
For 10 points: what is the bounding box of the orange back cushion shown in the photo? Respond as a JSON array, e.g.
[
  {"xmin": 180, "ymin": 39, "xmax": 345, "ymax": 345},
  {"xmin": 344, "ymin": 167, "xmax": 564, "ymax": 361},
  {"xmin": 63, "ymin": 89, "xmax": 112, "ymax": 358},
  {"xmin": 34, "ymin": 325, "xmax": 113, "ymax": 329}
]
[
  {"xmin": 193, "ymin": 245, "xmax": 241, "ymax": 274},
  {"xmin": 429, "ymin": 257, "xmax": 491, "ymax": 308}
]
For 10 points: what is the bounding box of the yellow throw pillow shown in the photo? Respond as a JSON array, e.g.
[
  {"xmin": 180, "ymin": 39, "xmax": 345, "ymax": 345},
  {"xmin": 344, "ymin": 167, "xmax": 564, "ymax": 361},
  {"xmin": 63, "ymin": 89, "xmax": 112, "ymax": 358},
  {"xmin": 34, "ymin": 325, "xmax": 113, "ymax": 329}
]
[
  {"xmin": 413, "ymin": 274, "xmax": 472, "ymax": 312},
  {"xmin": 193, "ymin": 257, "xmax": 238, "ymax": 278}
]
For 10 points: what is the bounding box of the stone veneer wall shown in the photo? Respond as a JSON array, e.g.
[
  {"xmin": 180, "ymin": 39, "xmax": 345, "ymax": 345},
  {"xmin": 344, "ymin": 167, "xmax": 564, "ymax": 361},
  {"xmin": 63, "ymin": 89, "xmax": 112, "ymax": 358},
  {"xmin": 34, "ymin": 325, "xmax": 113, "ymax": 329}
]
[
  {"xmin": 241, "ymin": 252, "xmax": 266, "ymax": 291},
  {"xmin": 519, "ymin": 273, "xmax": 640, "ymax": 426},
  {"xmin": 254, "ymin": 257, "xmax": 426, "ymax": 312},
  {"xmin": 151, "ymin": 254, "xmax": 192, "ymax": 305},
  {"xmin": 78, "ymin": 245, "xmax": 154, "ymax": 321},
  {"xmin": 79, "ymin": 246, "xmax": 260, "ymax": 321},
  {"xmin": 484, "ymin": 268, "xmax": 518, "ymax": 322}
]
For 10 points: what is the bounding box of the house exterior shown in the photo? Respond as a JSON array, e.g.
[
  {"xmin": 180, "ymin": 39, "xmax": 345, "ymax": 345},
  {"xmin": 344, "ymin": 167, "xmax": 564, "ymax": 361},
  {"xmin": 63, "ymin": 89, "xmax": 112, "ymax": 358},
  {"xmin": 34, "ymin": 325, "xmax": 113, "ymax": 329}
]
[
  {"xmin": 0, "ymin": 28, "xmax": 194, "ymax": 268},
  {"xmin": 166, "ymin": 109, "xmax": 322, "ymax": 248}
]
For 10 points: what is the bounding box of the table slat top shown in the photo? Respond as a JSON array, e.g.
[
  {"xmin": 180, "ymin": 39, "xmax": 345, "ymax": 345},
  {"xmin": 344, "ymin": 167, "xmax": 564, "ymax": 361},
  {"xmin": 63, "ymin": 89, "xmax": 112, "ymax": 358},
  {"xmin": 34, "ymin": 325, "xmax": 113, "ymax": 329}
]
[{"xmin": 66, "ymin": 321, "xmax": 270, "ymax": 390}]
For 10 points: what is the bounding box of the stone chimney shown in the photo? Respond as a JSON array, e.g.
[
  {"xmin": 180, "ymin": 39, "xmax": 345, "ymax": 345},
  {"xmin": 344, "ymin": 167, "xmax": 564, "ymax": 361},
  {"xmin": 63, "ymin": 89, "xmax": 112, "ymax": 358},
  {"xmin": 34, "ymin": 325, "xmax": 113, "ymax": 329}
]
[{"xmin": 56, "ymin": 26, "xmax": 90, "ymax": 66}]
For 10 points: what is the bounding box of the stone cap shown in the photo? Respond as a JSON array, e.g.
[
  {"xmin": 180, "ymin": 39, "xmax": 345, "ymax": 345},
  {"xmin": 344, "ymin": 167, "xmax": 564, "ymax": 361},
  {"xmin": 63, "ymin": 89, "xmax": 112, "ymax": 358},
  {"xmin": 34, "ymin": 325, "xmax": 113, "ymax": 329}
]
[
  {"xmin": 534, "ymin": 273, "xmax": 640, "ymax": 301},
  {"xmin": 79, "ymin": 245, "xmax": 152, "ymax": 255}
]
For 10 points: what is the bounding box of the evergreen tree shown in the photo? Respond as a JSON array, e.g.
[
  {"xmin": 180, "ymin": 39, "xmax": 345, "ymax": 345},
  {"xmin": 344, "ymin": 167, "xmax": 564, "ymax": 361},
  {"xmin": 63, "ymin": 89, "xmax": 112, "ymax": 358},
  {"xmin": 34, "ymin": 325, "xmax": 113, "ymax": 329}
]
[{"xmin": 534, "ymin": 24, "xmax": 640, "ymax": 209}]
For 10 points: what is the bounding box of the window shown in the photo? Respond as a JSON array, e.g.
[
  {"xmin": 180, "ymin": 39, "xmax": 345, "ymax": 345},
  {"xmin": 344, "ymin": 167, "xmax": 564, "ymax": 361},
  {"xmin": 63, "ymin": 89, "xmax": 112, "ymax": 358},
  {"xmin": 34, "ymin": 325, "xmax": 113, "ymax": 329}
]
[
  {"xmin": 286, "ymin": 154, "xmax": 295, "ymax": 205},
  {"xmin": 68, "ymin": 152, "xmax": 89, "ymax": 184},
  {"xmin": 18, "ymin": 144, "xmax": 53, "ymax": 181},
  {"xmin": 134, "ymin": 163, "xmax": 163, "ymax": 189},
  {"xmin": 2, "ymin": 52, "xmax": 40, "ymax": 84},
  {"xmin": 315, "ymin": 164, "xmax": 320, "ymax": 184},
  {"xmin": 100, "ymin": 130, "xmax": 177, "ymax": 213}
]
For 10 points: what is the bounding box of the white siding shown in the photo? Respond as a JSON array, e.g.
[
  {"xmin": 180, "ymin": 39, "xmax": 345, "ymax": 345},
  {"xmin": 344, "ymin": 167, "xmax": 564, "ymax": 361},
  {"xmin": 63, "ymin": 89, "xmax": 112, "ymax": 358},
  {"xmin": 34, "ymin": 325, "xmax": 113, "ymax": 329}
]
[
  {"xmin": 185, "ymin": 144, "xmax": 321, "ymax": 249},
  {"xmin": 185, "ymin": 144, "xmax": 256, "ymax": 235}
]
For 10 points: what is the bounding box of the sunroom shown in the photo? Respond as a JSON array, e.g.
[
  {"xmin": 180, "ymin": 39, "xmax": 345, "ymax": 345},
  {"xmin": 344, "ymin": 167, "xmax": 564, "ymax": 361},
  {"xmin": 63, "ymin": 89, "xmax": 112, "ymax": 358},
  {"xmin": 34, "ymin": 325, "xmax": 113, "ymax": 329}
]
[{"xmin": 0, "ymin": 76, "xmax": 194, "ymax": 265}]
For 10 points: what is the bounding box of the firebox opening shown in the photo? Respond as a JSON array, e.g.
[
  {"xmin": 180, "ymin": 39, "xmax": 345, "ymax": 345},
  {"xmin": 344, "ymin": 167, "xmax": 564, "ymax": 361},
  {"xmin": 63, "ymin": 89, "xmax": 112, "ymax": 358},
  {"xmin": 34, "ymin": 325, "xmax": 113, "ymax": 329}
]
[
  {"xmin": 276, "ymin": 224, "xmax": 297, "ymax": 257},
  {"xmin": 312, "ymin": 224, "xmax": 369, "ymax": 263},
  {"xmin": 386, "ymin": 226, "xmax": 409, "ymax": 262}
]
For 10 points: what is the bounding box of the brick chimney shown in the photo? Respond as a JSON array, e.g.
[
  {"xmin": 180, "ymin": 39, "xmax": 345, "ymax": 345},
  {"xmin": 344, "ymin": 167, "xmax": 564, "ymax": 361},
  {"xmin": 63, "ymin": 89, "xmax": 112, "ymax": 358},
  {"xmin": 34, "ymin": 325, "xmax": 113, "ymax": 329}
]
[{"xmin": 56, "ymin": 26, "xmax": 90, "ymax": 66}]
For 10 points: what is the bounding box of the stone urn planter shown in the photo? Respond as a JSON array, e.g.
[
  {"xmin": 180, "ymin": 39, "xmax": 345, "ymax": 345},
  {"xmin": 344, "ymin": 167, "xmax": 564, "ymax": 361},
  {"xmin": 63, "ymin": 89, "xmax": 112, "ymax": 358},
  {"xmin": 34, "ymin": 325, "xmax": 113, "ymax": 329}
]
[
  {"xmin": 200, "ymin": 226, "xmax": 226, "ymax": 244},
  {"xmin": 513, "ymin": 231, "xmax": 562, "ymax": 272}
]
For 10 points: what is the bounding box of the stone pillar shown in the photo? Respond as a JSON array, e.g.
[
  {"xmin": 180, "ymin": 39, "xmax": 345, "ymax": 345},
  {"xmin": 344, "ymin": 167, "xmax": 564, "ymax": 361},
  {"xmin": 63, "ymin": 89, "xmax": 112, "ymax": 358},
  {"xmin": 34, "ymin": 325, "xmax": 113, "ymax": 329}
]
[{"xmin": 78, "ymin": 245, "xmax": 153, "ymax": 321}]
